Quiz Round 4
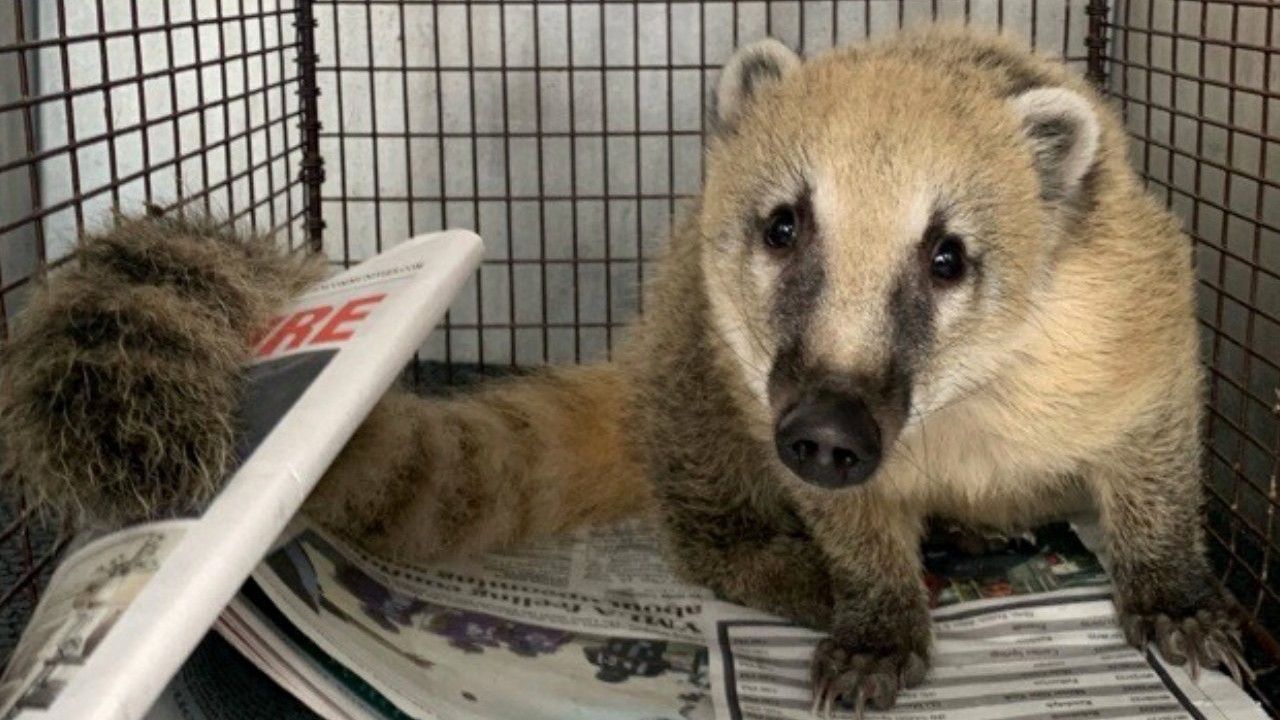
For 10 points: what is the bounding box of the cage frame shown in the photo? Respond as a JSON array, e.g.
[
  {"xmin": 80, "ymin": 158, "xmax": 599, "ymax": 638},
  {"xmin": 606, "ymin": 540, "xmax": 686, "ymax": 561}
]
[{"xmin": 0, "ymin": 0, "xmax": 1276, "ymax": 712}]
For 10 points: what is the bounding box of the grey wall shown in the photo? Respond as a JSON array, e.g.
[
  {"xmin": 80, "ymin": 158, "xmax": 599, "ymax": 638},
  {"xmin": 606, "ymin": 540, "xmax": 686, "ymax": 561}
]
[{"xmin": 12, "ymin": 0, "xmax": 303, "ymax": 268}]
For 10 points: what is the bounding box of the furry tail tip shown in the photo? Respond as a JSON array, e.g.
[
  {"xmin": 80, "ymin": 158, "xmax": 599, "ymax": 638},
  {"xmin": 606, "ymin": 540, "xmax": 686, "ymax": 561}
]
[{"xmin": 0, "ymin": 214, "xmax": 326, "ymax": 528}]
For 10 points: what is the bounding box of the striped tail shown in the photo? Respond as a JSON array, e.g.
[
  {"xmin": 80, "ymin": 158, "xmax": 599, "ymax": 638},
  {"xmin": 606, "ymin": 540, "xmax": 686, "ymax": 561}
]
[
  {"xmin": 305, "ymin": 363, "xmax": 653, "ymax": 563},
  {"xmin": 0, "ymin": 214, "xmax": 325, "ymax": 526}
]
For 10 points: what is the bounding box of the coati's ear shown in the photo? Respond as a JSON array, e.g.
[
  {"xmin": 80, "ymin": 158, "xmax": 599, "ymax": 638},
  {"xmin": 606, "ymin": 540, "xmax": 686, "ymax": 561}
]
[
  {"xmin": 1009, "ymin": 87, "xmax": 1101, "ymax": 203},
  {"xmin": 714, "ymin": 39, "xmax": 801, "ymax": 133}
]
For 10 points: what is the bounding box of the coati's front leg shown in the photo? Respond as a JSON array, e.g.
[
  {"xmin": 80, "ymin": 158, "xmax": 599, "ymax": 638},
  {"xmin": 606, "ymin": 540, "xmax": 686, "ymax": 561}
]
[
  {"xmin": 1088, "ymin": 450, "xmax": 1248, "ymax": 683},
  {"xmin": 799, "ymin": 496, "xmax": 931, "ymax": 714},
  {"xmin": 658, "ymin": 498, "xmax": 835, "ymax": 630}
]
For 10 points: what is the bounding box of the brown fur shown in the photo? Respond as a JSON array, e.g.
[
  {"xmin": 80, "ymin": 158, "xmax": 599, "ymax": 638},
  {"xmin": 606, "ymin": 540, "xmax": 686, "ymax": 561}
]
[
  {"xmin": 304, "ymin": 364, "xmax": 654, "ymax": 562},
  {"xmin": 652, "ymin": 27, "xmax": 1242, "ymax": 710},
  {"xmin": 0, "ymin": 214, "xmax": 324, "ymax": 526}
]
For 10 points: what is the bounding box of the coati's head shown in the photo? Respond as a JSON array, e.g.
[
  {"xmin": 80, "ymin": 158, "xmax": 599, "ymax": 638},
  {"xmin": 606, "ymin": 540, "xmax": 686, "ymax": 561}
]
[{"xmin": 698, "ymin": 31, "xmax": 1109, "ymax": 490}]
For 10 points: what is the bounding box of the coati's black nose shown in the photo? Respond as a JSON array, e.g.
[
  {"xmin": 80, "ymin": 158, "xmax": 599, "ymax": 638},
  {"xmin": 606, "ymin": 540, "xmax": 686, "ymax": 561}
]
[{"xmin": 774, "ymin": 392, "xmax": 881, "ymax": 489}]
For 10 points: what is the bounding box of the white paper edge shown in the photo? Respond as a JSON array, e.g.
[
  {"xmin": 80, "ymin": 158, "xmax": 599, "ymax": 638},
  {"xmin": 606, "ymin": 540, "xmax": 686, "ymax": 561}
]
[{"xmin": 47, "ymin": 230, "xmax": 483, "ymax": 720}]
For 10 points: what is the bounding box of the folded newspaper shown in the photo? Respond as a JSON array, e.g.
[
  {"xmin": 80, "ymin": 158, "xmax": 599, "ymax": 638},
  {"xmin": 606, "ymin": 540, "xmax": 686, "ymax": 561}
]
[
  {"xmin": 0, "ymin": 231, "xmax": 483, "ymax": 720},
  {"xmin": 0, "ymin": 237, "xmax": 1269, "ymax": 720}
]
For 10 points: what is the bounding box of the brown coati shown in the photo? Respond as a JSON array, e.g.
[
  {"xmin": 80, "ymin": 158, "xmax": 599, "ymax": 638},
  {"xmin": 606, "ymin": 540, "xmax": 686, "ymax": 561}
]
[
  {"xmin": 308, "ymin": 27, "xmax": 1246, "ymax": 708},
  {"xmin": 1, "ymin": 27, "xmax": 1243, "ymax": 713}
]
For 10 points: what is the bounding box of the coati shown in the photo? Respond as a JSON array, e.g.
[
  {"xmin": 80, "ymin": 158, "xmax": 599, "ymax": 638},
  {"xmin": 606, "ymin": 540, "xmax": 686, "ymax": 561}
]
[
  {"xmin": 0, "ymin": 28, "xmax": 1243, "ymax": 713},
  {"xmin": 304, "ymin": 28, "xmax": 1245, "ymax": 709}
]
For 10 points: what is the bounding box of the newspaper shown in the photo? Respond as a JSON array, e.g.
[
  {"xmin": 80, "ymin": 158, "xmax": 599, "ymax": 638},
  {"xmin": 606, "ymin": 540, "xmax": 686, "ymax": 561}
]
[
  {"xmin": 707, "ymin": 526, "xmax": 1268, "ymax": 720},
  {"xmin": 144, "ymin": 518, "xmax": 1259, "ymax": 720},
  {"xmin": 0, "ymin": 231, "xmax": 482, "ymax": 720},
  {"xmin": 144, "ymin": 592, "xmax": 380, "ymax": 720},
  {"xmin": 0, "ymin": 237, "xmax": 1267, "ymax": 720},
  {"xmin": 0, "ymin": 521, "xmax": 194, "ymax": 718},
  {"xmin": 239, "ymin": 517, "xmax": 716, "ymax": 720},
  {"xmin": 706, "ymin": 590, "xmax": 1264, "ymax": 720},
  {"xmin": 4, "ymin": 508, "xmax": 1269, "ymax": 720}
]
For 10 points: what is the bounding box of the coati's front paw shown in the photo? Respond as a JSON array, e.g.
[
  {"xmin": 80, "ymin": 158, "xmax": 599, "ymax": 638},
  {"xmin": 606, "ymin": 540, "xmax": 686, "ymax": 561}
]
[
  {"xmin": 1118, "ymin": 600, "xmax": 1250, "ymax": 685},
  {"xmin": 809, "ymin": 638, "xmax": 928, "ymax": 717}
]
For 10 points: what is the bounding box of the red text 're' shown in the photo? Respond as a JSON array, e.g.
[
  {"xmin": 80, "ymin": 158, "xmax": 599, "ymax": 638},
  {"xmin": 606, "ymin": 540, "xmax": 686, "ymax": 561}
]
[{"xmin": 253, "ymin": 294, "xmax": 386, "ymax": 358}]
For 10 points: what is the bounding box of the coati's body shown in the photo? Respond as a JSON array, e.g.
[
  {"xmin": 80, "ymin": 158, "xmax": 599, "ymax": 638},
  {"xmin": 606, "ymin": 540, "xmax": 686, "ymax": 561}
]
[
  {"xmin": 290, "ymin": 28, "xmax": 1241, "ymax": 708},
  {"xmin": 299, "ymin": 28, "xmax": 1242, "ymax": 708}
]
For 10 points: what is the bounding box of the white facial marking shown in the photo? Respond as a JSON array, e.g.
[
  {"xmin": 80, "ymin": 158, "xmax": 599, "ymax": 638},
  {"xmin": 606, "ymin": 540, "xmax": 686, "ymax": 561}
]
[
  {"xmin": 906, "ymin": 190, "xmax": 933, "ymax": 244},
  {"xmin": 706, "ymin": 255, "xmax": 776, "ymax": 408},
  {"xmin": 810, "ymin": 171, "xmax": 841, "ymax": 236}
]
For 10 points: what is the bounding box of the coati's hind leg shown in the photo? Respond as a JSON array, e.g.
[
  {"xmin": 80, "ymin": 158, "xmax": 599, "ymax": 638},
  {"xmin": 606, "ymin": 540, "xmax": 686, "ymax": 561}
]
[
  {"xmin": 796, "ymin": 494, "xmax": 931, "ymax": 714},
  {"xmin": 1088, "ymin": 438, "xmax": 1249, "ymax": 685}
]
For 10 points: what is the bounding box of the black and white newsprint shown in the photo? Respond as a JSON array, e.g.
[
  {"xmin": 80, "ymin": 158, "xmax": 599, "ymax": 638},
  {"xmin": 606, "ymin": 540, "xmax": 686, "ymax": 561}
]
[{"xmin": 706, "ymin": 587, "xmax": 1264, "ymax": 720}]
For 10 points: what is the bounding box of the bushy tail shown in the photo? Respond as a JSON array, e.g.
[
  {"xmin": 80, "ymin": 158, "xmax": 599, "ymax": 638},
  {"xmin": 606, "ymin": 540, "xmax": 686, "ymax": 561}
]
[
  {"xmin": 304, "ymin": 363, "xmax": 654, "ymax": 563},
  {"xmin": 0, "ymin": 213, "xmax": 651, "ymax": 557},
  {"xmin": 0, "ymin": 214, "xmax": 325, "ymax": 526}
]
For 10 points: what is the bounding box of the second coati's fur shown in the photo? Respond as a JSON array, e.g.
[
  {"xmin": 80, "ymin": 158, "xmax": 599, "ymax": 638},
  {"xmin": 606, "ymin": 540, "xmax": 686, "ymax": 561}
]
[{"xmin": 308, "ymin": 27, "xmax": 1245, "ymax": 708}]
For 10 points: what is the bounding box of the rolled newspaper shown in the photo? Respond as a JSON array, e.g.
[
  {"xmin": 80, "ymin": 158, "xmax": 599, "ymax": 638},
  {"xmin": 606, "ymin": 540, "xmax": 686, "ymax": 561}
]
[{"xmin": 0, "ymin": 230, "xmax": 482, "ymax": 720}]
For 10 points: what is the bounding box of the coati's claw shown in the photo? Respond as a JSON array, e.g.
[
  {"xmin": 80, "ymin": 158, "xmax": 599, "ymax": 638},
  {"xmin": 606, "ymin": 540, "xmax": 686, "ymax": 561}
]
[
  {"xmin": 810, "ymin": 638, "xmax": 928, "ymax": 718},
  {"xmin": 1119, "ymin": 604, "xmax": 1254, "ymax": 686}
]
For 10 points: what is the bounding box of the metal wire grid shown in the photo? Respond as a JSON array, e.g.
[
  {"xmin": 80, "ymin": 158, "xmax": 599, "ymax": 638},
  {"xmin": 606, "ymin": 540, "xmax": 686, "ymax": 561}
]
[
  {"xmin": 1097, "ymin": 0, "xmax": 1280, "ymax": 705},
  {"xmin": 0, "ymin": 0, "xmax": 311, "ymax": 665},
  {"xmin": 311, "ymin": 0, "xmax": 1091, "ymax": 375},
  {"xmin": 0, "ymin": 0, "xmax": 1276, "ymax": 711}
]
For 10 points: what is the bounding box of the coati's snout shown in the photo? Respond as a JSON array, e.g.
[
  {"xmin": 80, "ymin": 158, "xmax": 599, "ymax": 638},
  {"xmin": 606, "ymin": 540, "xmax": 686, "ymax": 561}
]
[
  {"xmin": 774, "ymin": 390, "xmax": 881, "ymax": 488},
  {"xmin": 768, "ymin": 358, "xmax": 906, "ymax": 488}
]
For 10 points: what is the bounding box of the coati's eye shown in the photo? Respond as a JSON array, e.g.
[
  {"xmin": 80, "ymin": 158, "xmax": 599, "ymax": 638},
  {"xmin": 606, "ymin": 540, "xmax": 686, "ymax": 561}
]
[
  {"xmin": 764, "ymin": 206, "xmax": 799, "ymax": 250},
  {"xmin": 928, "ymin": 234, "xmax": 967, "ymax": 285}
]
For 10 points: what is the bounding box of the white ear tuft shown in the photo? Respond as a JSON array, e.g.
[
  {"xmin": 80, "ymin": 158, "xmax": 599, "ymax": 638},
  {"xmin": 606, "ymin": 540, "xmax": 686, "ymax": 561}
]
[
  {"xmin": 1009, "ymin": 87, "xmax": 1102, "ymax": 203},
  {"xmin": 715, "ymin": 38, "xmax": 801, "ymax": 132}
]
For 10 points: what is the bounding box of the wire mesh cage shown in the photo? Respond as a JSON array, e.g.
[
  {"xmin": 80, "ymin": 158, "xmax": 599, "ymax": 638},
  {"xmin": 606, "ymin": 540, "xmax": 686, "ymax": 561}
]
[
  {"xmin": 1103, "ymin": 5, "xmax": 1280, "ymax": 705},
  {"xmin": 0, "ymin": 0, "xmax": 1276, "ymax": 712}
]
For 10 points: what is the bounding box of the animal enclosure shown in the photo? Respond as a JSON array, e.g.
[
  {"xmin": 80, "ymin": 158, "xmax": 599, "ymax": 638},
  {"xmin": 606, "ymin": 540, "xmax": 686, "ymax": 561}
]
[{"xmin": 0, "ymin": 0, "xmax": 1276, "ymax": 712}]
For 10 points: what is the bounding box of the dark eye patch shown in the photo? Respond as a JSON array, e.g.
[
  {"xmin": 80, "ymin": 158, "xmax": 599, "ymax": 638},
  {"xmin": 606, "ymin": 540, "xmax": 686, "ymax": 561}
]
[
  {"xmin": 764, "ymin": 206, "xmax": 800, "ymax": 250},
  {"xmin": 764, "ymin": 189, "xmax": 823, "ymax": 343},
  {"xmin": 889, "ymin": 206, "xmax": 975, "ymax": 379},
  {"xmin": 927, "ymin": 232, "xmax": 967, "ymax": 285}
]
